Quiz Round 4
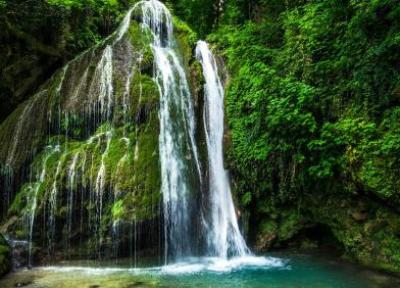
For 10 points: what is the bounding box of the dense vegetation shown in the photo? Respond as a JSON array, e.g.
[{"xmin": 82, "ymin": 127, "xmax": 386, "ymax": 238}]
[
  {"xmin": 1, "ymin": 0, "xmax": 400, "ymax": 276},
  {"xmin": 174, "ymin": 0, "xmax": 400, "ymax": 272},
  {"xmin": 208, "ymin": 0, "xmax": 400, "ymax": 207},
  {"xmin": 205, "ymin": 0, "xmax": 400, "ymax": 272}
]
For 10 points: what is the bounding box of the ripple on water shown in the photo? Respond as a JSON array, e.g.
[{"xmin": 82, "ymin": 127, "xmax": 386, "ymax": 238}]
[{"xmin": 1, "ymin": 254, "xmax": 399, "ymax": 288}]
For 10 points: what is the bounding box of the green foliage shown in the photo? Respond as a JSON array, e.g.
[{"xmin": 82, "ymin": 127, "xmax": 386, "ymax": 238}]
[
  {"xmin": 168, "ymin": 0, "xmax": 216, "ymax": 37},
  {"xmin": 112, "ymin": 199, "xmax": 125, "ymax": 220},
  {"xmin": 210, "ymin": 0, "xmax": 400, "ymax": 207},
  {"xmin": 209, "ymin": 22, "xmax": 317, "ymax": 204},
  {"xmin": 173, "ymin": 17, "xmax": 198, "ymax": 48},
  {"xmin": 208, "ymin": 0, "xmax": 400, "ymax": 270}
]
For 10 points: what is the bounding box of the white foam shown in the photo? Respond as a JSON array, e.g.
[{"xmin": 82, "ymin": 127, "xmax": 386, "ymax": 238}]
[
  {"xmin": 160, "ymin": 256, "xmax": 286, "ymax": 274},
  {"xmin": 38, "ymin": 256, "xmax": 287, "ymax": 276}
]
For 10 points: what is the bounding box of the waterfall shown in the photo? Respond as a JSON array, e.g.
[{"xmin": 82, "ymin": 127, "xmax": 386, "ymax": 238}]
[
  {"xmin": 28, "ymin": 146, "xmax": 58, "ymax": 266},
  {"xmin": 2, "ymin": 0, "xmax": 259, "ymax": 268},
  {"xmin": 47, "ymin": 151, "xmax": 63, "ymax": 258},
  {"xmin": 139, "ymin": 0, "xmax": 202, "ymax": 262},
  {"xmin": 2, "ymin": 92, "xmax": 42, "ymax": 218},
  {"xmin": 196, "ymin": 41, "xmax": 250, "ymax": 258},
  {"xmin": 6, "ymin": 100, "xmax": 35, "ymax": 166},
  {"xmin": 1, "ymin": 164, "xmax": 13, "ymax": 220},
  {"xmin": 95, "ymin": 130, "xmax": 113, "ymax": 257},
  {"xmin": 135, "ymin": 0, "xmax": 248, "ymax": 261},
  {"xmin": 87, "ymin": 45, "xmax": 114, "ymax": 124},
  {"xmin": 66, "ymin": 151, "xmax": 80, "ymax": 258}
]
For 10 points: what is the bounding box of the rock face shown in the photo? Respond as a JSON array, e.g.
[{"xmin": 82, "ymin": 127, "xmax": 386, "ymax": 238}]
[
  {"xmin": 0, "ymin": 5, "xmax": 203, "ymax": 265},
  {"xmin": 0, "ymin": 234, "xmax": 11, "ymax": 277},
  {"xmin": 249, "ymin": 194, "xmax": 400, "ymax": 273},
  {"xmin": 0, "ymin": 1, "xmax": 126, "ymax": 123}
]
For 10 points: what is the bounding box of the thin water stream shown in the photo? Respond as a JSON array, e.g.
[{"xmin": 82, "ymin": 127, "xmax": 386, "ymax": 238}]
[{"xmin": 196, "ymin": 40, "xmax": 249, "ymax": 258}]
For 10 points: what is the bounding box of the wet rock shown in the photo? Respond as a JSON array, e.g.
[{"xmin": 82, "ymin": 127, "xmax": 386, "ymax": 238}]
[
  {"xmin": 300, "ymin": 239, "xmax": 319, "ymax": 250},
  {"xmin": 254, "ymin": 233, "xmax": 276, "ymax": 252},
  {"xmin": 351, "ymin": 211, "xmax": 367, "ymax": 222},
  {"xmin": 7, "ymin": 237, "xmax": 29, "ymax": 269},
  {"xmin": 0, "ymin": 234, "xmax": 11, "ymax": 277},
  {"xmin": 351, "ymin": 203, "xmax": 368, "ymax": 222}
]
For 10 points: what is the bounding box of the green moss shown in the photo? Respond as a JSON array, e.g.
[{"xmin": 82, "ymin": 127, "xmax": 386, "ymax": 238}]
[
  {"xmin": 305, "ymin": 195, "xmax": 400, "ymax": 273},
  {"xmin": 113, "ymin": 152, "xmax": 135, "ymax": 197},
  {"xmin": 173, "ymin": 16, "xmax": 198, "ymax": 49},
  {"xmin": 0, "ymin": 234, "xmax": 10, "ymax": 277},
  {"xmin": 8, "ymin": 184, "xmax": 32, "ymax": 217},
  {"xmin": 278, "ymin": 210, "xmax": 303, "ymax": 241},
  {"xmin": 132, "ymin": 131, "xmax": 161, "ymax": 218},
  {"xmin": 1, "ymin": 14, "xmax": 198, "ymax": 261},
  {"xmin": 112, "ymin": 199, "xmax": 125, "ymax": 221},
  {"xmin": 190, "ymin": 60, "xmax": 204, "ymax": 85},
  {"xmin": 255, "ymin": 203, "xmax": 304, "ymax": 250},
  {"xmin": 253, "ymin": 192, "xmax": 400, "ymax": 273},
  {"xmin": 128, "ymin": 21, "xmax": 152, "ymax": 50},
  {"xmin": 141, "ymin": 46, "xmax": 154, "ymax": 70},
  {"xmin": 105, "ymin": 133, "xmax": 128, "ymax": 177},
  {"xmin": 173, "ymin": 16, "xmax": 198, "ymax": 86},
  {"xmin": 129, "ymin": 72, "xmax": 159, "ymax": 112}
]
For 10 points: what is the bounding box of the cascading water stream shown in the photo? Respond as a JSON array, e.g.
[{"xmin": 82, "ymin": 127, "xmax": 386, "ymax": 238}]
[
  {"xmin": 1, "ymin": 92, "xmax": 43, "ymax": 218},
  {"xmin": 138, "ymin": 0, "xmax": 202, "ymax": 262},
  {"xmin": 7, "ymin": 0, "xmax": 267, "ymax": 270},
  {"xmin": 28, "ymin": 146, "xmax": 58, "ymax": 267},
  {"xmin": 196, "ymin": 41, "xmax": 250, "ymax": 258},
  {"xmin": 66, "ymin": 152, "xmax": 80, "ymax": 258},
  {"xmin": 7, "ymin": 91, "xmax": 43, "ymax": 166},
  {"xmin": 95, "ymin": 130, "xmax": 113, "ymax": 257},
  {"xmin": 47, "ymin": 153, "xmax": 64, "ymax": 258}
]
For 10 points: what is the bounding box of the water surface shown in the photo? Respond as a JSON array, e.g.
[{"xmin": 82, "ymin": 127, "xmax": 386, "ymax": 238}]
[{"xmin": 1, "ymin": 252, "xmax": 399, "ymax": 288}]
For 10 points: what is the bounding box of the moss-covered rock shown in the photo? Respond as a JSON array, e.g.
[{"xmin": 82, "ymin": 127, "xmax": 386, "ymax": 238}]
[
  {"xmin": 253, "ymin": 202, "xmax": 305, "ymax": 251},
  {"xmin": 306, "ymin": 194, "xmax": 400, "ymax": 273},
  {"xmin": 0, "ymin": 0, "xmax": 129, "ymax": 122},
  {"xmin": 0, "ymin": 234, "xmax": 11, "ymax": 277},
  {"xmin": 1, "ymin": 9, "xmax": 204, "ymax": 264},
  {"xmin": 251, "ymin": 193, "xmax": 400, "ymax": 273}
]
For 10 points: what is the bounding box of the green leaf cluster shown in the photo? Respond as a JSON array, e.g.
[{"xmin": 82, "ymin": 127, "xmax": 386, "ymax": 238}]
[{"xmin": 208, "ymin": 0, "xmax": 400, "ymax": 209}]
